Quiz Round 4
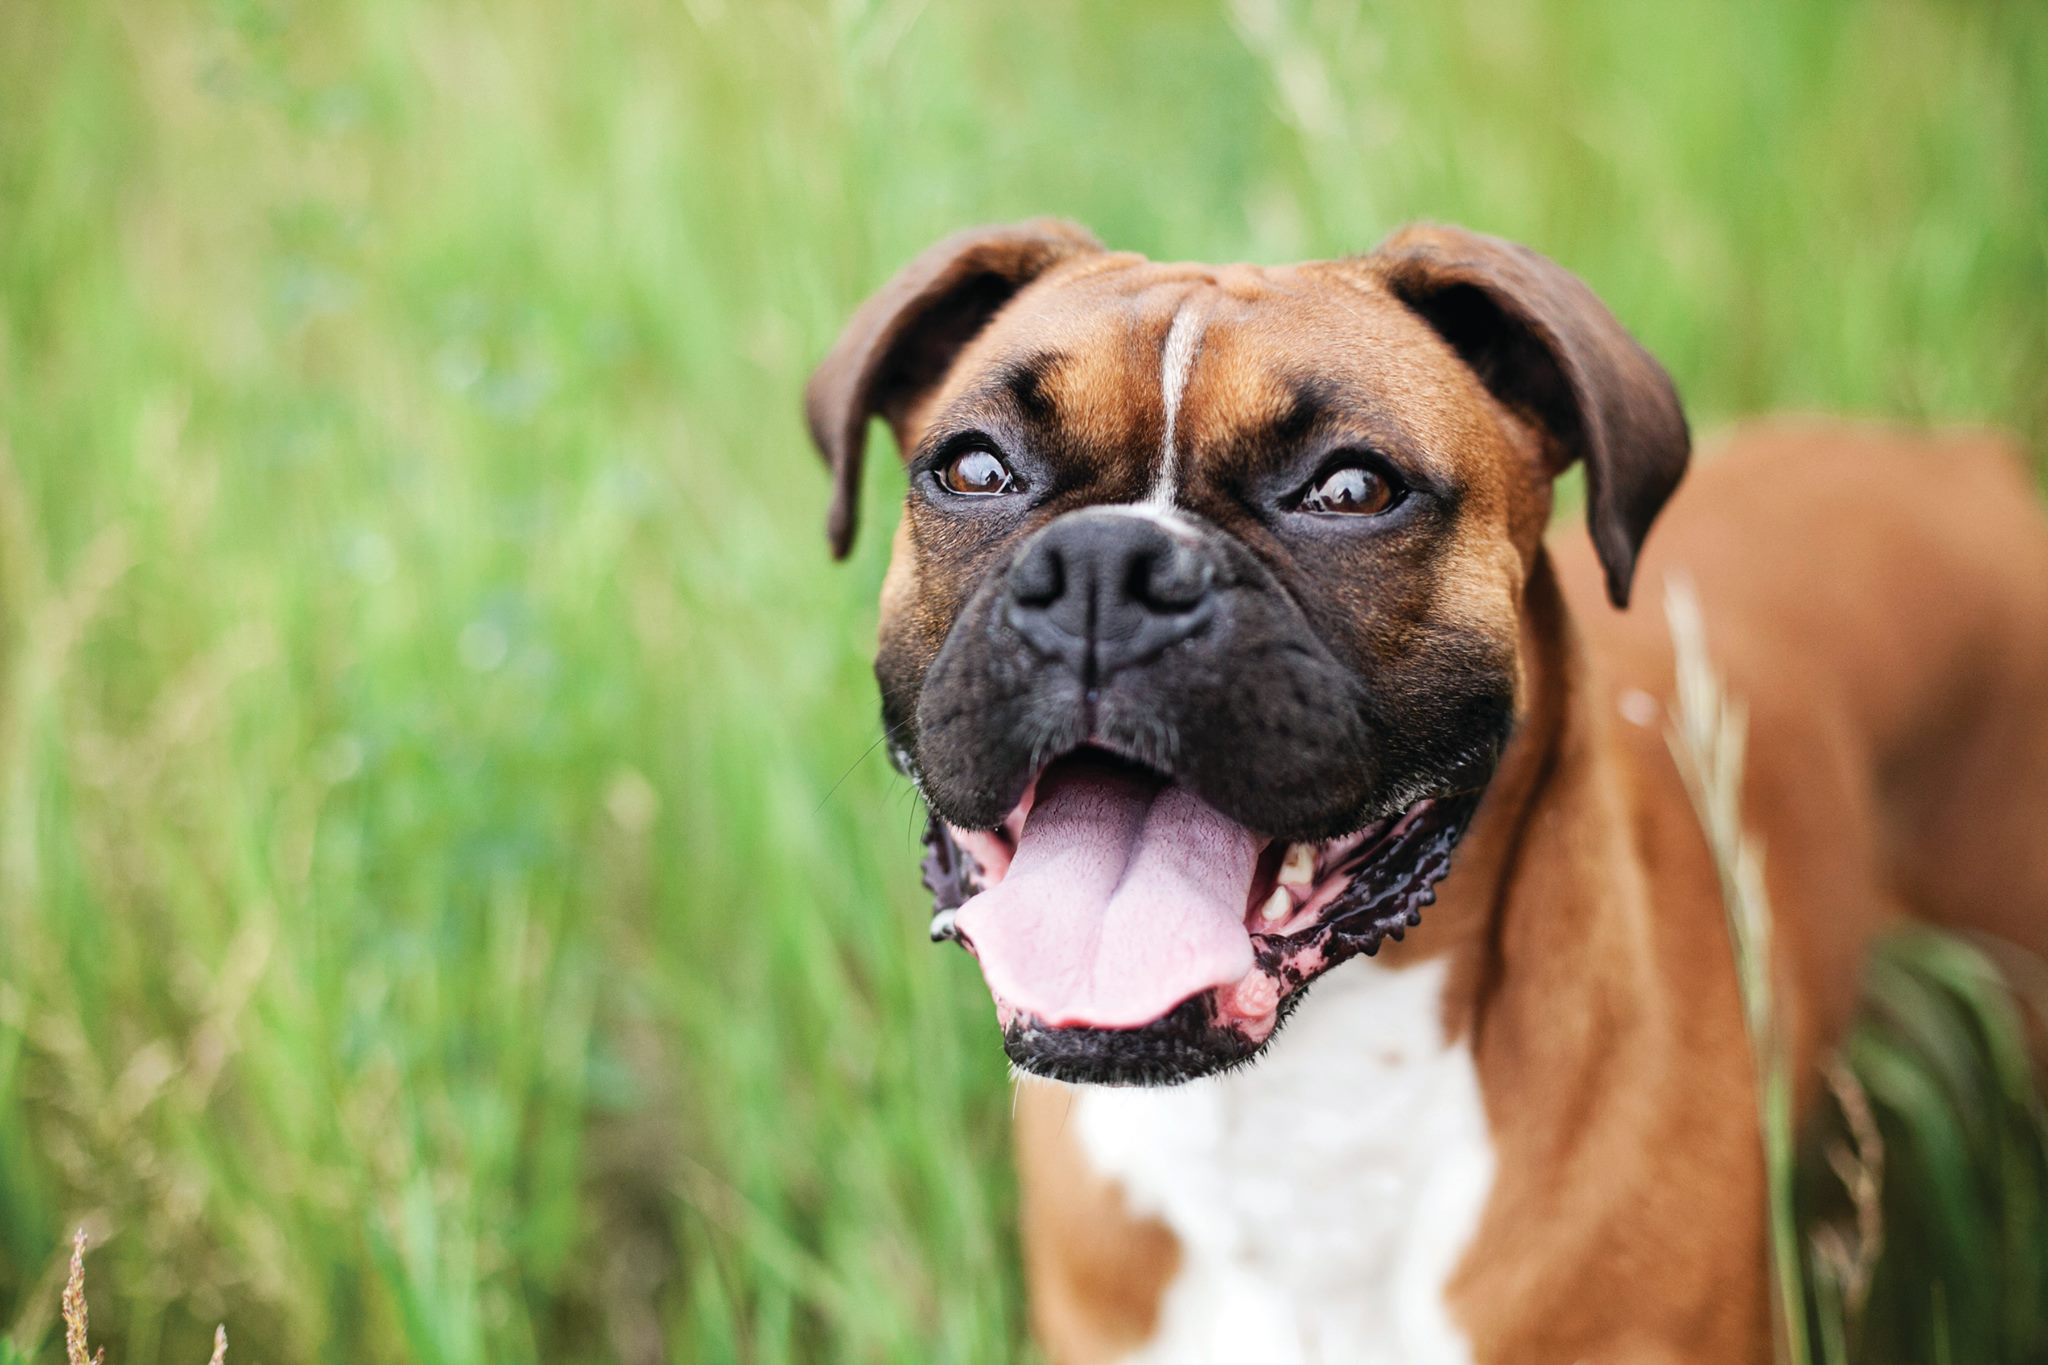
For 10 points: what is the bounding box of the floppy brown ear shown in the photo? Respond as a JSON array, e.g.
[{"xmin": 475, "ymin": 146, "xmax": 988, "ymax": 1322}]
[
  {"xmin": 1368, "ymin": 224, "xmax": 1689, "ymax": 608},
  {"xmin": 805, "ymin": 219, "xmax": 1104, "ymax": 558}
]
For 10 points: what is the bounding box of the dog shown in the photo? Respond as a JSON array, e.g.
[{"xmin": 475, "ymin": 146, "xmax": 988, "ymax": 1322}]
[{"xmin": 804, "ymin": 219, "xmax": 2048, "ymax": 1364}]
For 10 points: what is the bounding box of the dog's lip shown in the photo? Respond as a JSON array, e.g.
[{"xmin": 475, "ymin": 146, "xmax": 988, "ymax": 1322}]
[{"xmin": 921, "ymin": 744, "xmax": 1483, "ymax": 1054}]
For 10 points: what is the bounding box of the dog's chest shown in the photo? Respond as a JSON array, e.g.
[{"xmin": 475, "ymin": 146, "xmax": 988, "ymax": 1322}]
[{"xmin": 1070, "ymin": 958, "xmax": 1495, "ymax": 1365}]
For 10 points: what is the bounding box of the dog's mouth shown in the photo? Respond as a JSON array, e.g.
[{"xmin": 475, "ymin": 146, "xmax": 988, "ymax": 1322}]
[{"xmin": 921, "ymin": 748, "xmax": 1481, "ymax": 1085}]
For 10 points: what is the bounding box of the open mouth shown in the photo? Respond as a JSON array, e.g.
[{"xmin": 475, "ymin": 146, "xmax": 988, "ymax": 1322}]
[{"xmin": 921, "ymin": 748, "xmax": 1482, "ymax": 1085}]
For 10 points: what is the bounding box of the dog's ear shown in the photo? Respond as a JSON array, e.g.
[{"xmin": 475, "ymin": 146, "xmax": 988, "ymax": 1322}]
[
  {"xmin": 1369, "ymin": 224, "xmax": 1689, "ymax": 608},
  {"xmin": 806, "ymin": 219, "xmax": 1104, "ymax": 558}
]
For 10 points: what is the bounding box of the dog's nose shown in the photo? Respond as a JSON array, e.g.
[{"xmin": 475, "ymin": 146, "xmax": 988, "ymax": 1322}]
[{"xmin": 1005, "ymin": 513, "xmax": 1215, "ymax": 679}]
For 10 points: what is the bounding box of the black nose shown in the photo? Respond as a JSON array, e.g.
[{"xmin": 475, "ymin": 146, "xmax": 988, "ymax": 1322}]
[{"xmin": 1004, "ymin": 512, "xmax": 1216, "ymax": 680}]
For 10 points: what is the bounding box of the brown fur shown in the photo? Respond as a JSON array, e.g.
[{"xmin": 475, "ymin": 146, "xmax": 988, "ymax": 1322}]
[{"xmin": 808, "ymin": 223, "xmax": 2048, "ymax": 1363}]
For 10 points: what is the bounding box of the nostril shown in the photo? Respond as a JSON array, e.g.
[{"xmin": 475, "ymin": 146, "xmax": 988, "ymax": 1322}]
[
  {"xmin": 1129, "ymin": 544, "xmax": 1213, "ymax": 613},
  {"xmin": 1010, "ymin": 545, "xmax": 1065, "ymax": 608},
  {"xmin": 1006, "ymin": 515, "xmax": 1215, "ymax": 676}
]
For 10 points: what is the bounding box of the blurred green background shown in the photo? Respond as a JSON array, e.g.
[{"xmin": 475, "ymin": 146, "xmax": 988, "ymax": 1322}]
[{"xmin": 0, "ymin": 0, "xmax": 2043, "ymax": 1361}]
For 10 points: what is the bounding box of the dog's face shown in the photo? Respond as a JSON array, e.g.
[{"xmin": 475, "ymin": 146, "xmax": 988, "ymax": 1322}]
[{"xmin": 809, "ymin": 222, "xmax": 1686, "ymax": 1084}]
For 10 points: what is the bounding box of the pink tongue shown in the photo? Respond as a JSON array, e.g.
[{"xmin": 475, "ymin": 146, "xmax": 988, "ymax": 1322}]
[{"xmin": 954, "ymin": 761, "xmax": 1261, "ymax": 1029}]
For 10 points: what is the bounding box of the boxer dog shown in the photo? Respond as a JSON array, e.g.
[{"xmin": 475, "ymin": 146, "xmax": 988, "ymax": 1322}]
[{"xmin": 804, "ymin": 220, "xmax": 2048, "ymax": 1364}]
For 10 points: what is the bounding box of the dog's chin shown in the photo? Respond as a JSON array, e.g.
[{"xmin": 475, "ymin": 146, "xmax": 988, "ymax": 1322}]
[
  {"xmin": 999, "ymin": 990, "xmax": 1307, "ymax": 1087},
  {"xmin": 920, "ymin": 747, "xmax": 1484, "ymax": 1087}
]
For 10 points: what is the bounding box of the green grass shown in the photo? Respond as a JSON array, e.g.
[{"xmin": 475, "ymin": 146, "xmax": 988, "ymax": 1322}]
[
  {"xmin": 1, "ymin": 1, "xmax": 2045, "ymax": 1361},
  {"xmin": 1816, "ymin": 931, "xmax": 2048, "ymax": 1365}
]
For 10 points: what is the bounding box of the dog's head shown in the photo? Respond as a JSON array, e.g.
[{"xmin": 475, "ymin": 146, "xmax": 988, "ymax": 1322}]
[{"xmin": 807, "ymin": 221, "xmax": 1687, "ymax": 1084}]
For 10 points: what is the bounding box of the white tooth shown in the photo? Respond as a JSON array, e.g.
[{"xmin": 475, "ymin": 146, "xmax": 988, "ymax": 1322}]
[
  {"xmin": 1277, "ymin": 842, "xmax": 1317, "ymax": 887},
  {"xmin": 1259, "ymin": 887, "xmax": 1292, "ymax": 923}
]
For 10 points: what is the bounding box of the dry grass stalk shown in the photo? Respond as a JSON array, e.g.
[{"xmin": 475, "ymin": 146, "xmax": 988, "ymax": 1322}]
[
  {"xmin": 1664, "ymin": 577, "xmax": 1812, "ymax": 1365},
  {"xmin": 1811, "ymin": 1057, "xmax": 1885, "ymax": 1323},
  {"xmin": 59, "ymin": 1230, "xmax": 227, "ymax": 1365},
  {"xmin": 62, "ymin": 1230, "xmax": 103, "ymax": 1365}
]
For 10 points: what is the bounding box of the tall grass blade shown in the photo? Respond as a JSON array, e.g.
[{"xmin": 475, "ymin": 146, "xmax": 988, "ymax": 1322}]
[{"xmin": 1665, "ymin": 577, "xmax": 1811, "ymax": 1365}]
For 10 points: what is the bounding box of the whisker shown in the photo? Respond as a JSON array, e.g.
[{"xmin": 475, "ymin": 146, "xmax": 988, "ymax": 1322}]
[{"xmin": 814, "ymin": 718, "xmax": 912, "ymax": 814}]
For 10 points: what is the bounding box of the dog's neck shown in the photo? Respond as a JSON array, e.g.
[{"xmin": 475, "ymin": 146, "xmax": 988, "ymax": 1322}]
[
  {"xmin": 1401, "ymin": 549, "xmax": 1578, "ymax": 964},
  {"xmin": 1415, "ymin": 549, "xmax": 1664, "ymax": 1054}
]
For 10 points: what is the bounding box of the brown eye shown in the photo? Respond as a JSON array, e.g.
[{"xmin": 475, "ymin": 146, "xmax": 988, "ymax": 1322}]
[
  {"xmin": 940, "ymin": 447, "xmax": 1019, "ymax": 496},
  {"xmin": 1300, "ymin": 462, "xmax": 1397, "ymax": 516}
]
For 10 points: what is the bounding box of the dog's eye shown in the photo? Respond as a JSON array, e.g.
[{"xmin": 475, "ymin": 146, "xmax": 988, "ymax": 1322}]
[
  {"xmin": 1300, "ymin": 461, "xmax": 1398, "ymax": 516},
  {"xmin": 940, "ymin": 447, "xmax": 1020, "ymax": 496}
]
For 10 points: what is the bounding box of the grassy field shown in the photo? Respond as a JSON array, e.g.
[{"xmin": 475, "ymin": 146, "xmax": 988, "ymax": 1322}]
[{"xmin": 1, "ymin": 1, "xmax": 2044, "ymax": 1361}]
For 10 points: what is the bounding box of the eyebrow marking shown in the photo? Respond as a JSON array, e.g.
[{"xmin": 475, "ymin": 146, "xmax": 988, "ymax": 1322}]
[
  {"xmin": 997, "ymin": 351, "xmax": 1064, "ymax": 424},
  {"xmin": 1274, "ymin": 377, "xmax": 1333, "ymax": 448},
  {"xmin": 1148, "ymin": 301, "xmax": 1207, "ymax": 506}
]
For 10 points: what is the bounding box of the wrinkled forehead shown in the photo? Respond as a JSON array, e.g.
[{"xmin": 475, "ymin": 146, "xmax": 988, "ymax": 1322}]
[{"xmin": 918, "ymin": 257, "xmax": 1501, "ymax": 490}]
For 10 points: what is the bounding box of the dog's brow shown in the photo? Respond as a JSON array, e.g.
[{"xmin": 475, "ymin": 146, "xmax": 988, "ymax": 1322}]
[
  {"xmin": 993, "ymin": 351, "xmax": 1066, "ymax": 425},
  {"xmin": 1271, "ymin": 377, "xmax": 1334, "ymax": 448},
  {"xmin": 1221, "ymin": 374, "xmax": 1445, "ymax": 483},
  {"xmin": 1224, "ymin": 376, "xmax": 1341, "ymax": 454}
]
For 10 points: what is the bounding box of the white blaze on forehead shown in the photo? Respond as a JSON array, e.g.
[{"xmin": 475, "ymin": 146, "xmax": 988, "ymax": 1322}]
[
  {"xmin": 1149, "ymin": 301, "xmax": 1208, "ymax": 506},
  {"xmin": 1085, "ymin": 501, "xmax": 1204, "ymax": 541}
]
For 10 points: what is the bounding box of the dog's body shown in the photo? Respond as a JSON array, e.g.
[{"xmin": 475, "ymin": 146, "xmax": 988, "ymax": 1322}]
[
  {"xmin": 1018, "ymin": 423, "xmax": 2048, "ymax": 1364},
  {"xmin": 806, "ymin": 223, "xmax": 2048, "ymax": 1363}
]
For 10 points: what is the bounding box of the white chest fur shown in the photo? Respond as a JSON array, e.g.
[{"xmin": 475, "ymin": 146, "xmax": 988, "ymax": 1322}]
[{"xmin": 1068, "ymin": 957, "xmax": 1496, "ymax": 1365}]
